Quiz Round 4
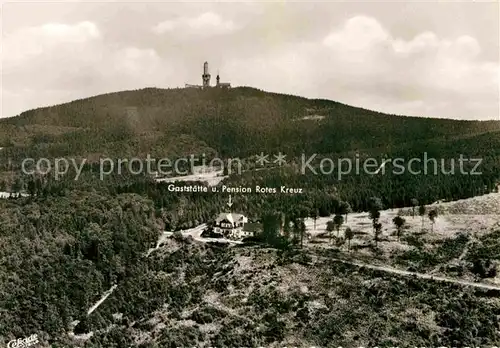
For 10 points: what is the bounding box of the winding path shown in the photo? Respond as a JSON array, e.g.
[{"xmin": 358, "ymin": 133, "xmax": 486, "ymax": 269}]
[
  {"xmin": 87, "ymin": 285, "xmax": 118, "ymax": 315},
  {"xmin": 320, "ymin": 255, "xmax": 500, "ymax": 291},
  {"xmin": 71, "ymin": 224, "xmax": 209, "ymax": 332},
  {"xmin": 157, "ymin": 224, "xmax": 500, "ymax": 291},
  {"xmin": 71, "ymin": 223, "xmax": 500, "ymax": 335}
]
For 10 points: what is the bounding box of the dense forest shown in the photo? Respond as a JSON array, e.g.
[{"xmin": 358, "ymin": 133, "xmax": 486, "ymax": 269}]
[
  {"xmin": 0, "ymin": 190, "xmax": 159, "ymax": 344},
  {"xmin": 1, "ymin": 87, "xmax": 499, "ymax": 346},
  {"xmin": 1, "ymin": 87, "xmax": 499, "ymax": 213},
  {"xmin": 2, "ymin": 163, "xmax": 497, "ymax": 234},
  {"xmin": 1, "ymin": 190, "xmax": 499, "ymax": 347},
  {"xmin": 1, "ymin": 87, "xmax": 499, "ymax": 160}
]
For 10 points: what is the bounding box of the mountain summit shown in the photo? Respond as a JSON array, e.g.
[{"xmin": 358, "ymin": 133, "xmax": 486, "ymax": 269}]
[{"xmin": 0, "ymin": 87, "xmax": 499, "ymax": 160}]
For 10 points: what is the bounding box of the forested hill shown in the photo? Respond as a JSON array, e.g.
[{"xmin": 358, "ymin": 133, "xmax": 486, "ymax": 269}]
[{"xmin": 1, "ymin": 86, "xmax": 499, "ymax": 160}]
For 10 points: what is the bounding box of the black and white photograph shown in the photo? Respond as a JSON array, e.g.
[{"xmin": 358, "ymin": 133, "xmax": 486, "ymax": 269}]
[{"xmin": 0, "ymin": 1, "xmax": 499, "ymax": 347}]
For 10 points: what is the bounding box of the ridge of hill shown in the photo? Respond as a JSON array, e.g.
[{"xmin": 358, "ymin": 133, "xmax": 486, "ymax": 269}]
[
  {"xmin": 1, "ymin": 87, "xmax": 499, "ymax": 160},
  {"xmin": 1, "ymin": 87, "xmax": 499, "ymax": 212}
]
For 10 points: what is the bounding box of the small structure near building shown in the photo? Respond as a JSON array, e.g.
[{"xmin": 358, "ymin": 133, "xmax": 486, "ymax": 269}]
[
  {"xmin": 184, "ymin": 62, "xmax": 231, "ymax": 89},
  {"xmin": 215, "ymin": 73, "xmax": 231, "ymax": 89},
  {"xmin": 214, "ymin": 212, "xmax": 257, "ymax": 239}
]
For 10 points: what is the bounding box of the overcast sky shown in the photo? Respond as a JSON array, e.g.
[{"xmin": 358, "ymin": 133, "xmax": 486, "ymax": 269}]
[{"xmin": 1, "ymin": 0, "xmax": 499, "ymax": 120}]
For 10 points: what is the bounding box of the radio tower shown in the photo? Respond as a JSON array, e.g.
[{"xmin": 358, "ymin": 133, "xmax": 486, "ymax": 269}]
[{"xmin": 202, "ymin": 61, "xmax": 211, "ymax": 88}]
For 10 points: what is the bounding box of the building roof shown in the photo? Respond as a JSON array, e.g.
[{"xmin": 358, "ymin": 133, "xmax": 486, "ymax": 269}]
[{"xmin": 215, "ymin": 212, "xmax": 247, "ymax": 224}]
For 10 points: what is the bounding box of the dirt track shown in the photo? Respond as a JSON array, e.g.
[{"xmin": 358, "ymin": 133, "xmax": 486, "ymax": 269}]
[{"xmin": 317, "ymin": 255, "xmax": 500, "ymax": 291}]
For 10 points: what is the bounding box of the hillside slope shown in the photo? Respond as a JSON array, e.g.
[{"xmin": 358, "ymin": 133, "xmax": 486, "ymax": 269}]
[
  {"xmin": 62, "ymin": 238, "xmax": 500, "ymax": 347},
  {"xmin": 1, "ymin": 87, "xmax": 499, "ymax": 160}
]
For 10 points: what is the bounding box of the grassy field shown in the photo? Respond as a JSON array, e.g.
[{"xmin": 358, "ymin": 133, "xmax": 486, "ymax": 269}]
[{"xmin": 306, "ymin": 192, "xmax": 500, "ymax": 285}]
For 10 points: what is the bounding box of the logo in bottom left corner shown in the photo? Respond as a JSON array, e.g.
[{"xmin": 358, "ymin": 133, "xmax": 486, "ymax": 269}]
[{"xmin": 7, "ymin": 334, "xmax": 39, "ymax": 348}]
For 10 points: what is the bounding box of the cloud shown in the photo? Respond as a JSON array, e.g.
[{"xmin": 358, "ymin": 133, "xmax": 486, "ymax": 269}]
[
  {"xmin": 152, "ymin": 12, "xmax": 236, "ymax": 36},
  {"xmin": 3, "ymin": 21, "xmax": 100, "ymax": 67},
  {"xmin": 323, "ymin": 16, "xmax": 389, "ymax": 52},
  {"xmin": 224, "ymin": 15, "xmax": 498, "ymax": 120},
  {"xmin": 324, "ymin": 16, "xmax": 498, "ymax": 119},
  {"xmin": 1, "ymin": 12, "xmax": 497, "ymax": 121},
  {"xmin": 2, "ymin": 21, "xmax": 175, "ymax": 117}
]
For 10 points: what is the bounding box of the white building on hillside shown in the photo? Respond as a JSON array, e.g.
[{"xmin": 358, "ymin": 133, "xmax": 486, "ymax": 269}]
[{"xmin": 214, "ymin": 212, "xmax": 252, "ymax": 239}]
